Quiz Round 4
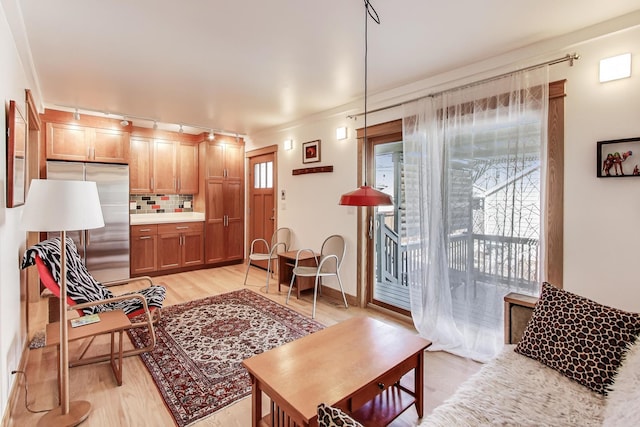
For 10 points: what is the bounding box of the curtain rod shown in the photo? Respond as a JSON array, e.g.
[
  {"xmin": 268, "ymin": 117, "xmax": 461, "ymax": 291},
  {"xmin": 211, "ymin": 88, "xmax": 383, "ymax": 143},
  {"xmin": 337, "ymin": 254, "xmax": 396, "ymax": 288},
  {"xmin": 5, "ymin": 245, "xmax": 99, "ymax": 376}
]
[{"xmin": 347, "ymin": 52, "xmax": 580, "ymax": 119}]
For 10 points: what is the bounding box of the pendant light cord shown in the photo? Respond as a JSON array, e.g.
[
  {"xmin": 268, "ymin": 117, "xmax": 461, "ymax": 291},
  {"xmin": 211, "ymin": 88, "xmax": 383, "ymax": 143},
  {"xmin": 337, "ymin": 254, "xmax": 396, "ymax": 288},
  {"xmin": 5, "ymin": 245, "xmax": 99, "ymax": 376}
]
[{"xmin": 363, "ymin": 0, "xmax": 380, "ymax": 187}]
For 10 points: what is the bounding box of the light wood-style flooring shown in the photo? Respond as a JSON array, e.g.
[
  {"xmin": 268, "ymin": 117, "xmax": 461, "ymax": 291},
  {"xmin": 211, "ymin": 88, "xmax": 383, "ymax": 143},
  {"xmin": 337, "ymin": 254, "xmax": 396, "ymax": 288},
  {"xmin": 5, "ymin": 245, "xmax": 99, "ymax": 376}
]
[{"xmin": 7, "ymin": 263, "xmax": 481, "ymax": 426}]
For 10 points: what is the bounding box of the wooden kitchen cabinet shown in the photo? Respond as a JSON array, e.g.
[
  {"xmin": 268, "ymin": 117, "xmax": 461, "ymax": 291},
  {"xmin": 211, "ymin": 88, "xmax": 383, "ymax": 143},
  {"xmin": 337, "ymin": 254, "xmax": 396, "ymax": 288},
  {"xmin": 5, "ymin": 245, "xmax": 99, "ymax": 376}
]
[
  {"xmin": 153, "ymin": 139, "xmax": 177, "ymax": 193},
  {"xmin": 205, "ymin": 139, "xmax": 244, "ymax": 180},
  {"xmin": 130, "ymin": 137, "xmax": 198, "ymax": 194},
  {"xmin": 130, "ymin": 225, "xmax": 158, "ymax": 275},
  {"xmin": 46, "ymin": 122, "xmax": 129, "ymax": 163},
  {"xmin": 129, "ymin": 137, "xmax": 153, "ymax": 193},
  {"xmin": 204, "ymin": 137, "xmax": 244, "ymax": 265},
  {"xmin": 177, "ymin": 142, "xmax": 198, "ymax": 194},
  {"xmin": 157, "ymin": 222, "xmax": 204, "ymax": 271}
]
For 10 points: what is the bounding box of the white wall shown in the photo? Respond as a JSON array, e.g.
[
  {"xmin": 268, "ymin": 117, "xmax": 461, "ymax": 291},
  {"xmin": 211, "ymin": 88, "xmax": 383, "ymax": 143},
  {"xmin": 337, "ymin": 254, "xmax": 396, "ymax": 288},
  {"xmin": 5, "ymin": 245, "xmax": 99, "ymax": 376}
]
[
  {"xmin": 0, "ymin": 2, "xmax": 29, "ymax": 419},
  {"xmin": 559, "ymin": 25, "xmax": 640, "ymax": 311},
  {"xmin": 249, "ymin": 13, "xmax": 640, "ymax": 312}
]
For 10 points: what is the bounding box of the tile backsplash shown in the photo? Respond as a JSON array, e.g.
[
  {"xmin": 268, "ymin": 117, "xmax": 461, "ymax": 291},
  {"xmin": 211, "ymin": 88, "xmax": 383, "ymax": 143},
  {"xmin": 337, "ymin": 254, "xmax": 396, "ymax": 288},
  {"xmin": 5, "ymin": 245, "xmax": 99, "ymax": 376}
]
[{"xmin": 130, "ymin": 194, "xmax": 194, "ymax": 214}]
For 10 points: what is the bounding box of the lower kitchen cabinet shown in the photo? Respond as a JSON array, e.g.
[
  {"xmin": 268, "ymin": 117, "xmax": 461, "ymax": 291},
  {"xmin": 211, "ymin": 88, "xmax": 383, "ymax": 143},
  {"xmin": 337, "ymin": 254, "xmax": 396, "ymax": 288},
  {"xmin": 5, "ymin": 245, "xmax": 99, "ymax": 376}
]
[
  {"xmin": 130, "ymin": 221, "xmax": 204, "ymax": 276},
  {"xmin": 157, "ymin": 222, "xmax": 204, "ymax": 271},
  {"xmin": 130, "ymin": 225, "xmax": 158, "ymax": 275}
]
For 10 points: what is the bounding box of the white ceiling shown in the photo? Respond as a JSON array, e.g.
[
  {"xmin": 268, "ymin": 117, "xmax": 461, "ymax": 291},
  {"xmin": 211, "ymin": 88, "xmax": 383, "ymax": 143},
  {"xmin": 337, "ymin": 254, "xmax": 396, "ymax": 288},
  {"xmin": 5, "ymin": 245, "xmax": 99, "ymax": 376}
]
[{"xmin": 17, "ymin": 0, "xmax": 640, "ymax": 135}]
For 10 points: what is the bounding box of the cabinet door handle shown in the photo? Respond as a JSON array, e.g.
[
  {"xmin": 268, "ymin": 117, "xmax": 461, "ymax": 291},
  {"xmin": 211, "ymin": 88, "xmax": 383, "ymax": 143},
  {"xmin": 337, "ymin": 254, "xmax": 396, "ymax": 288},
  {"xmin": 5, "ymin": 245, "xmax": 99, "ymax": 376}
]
[
  {"xmin": 140, "ymin": 236, "xmax": 152, "ymax": 240},
  {"xmin": 140, "ymin": 228, "xmax": 152, "ymax": 232},
  {"xmin": 176, "ymin": 226, "xmax": 189, "ymax": 230},
  {"xmin": 150, "ymin": 177, "xmax": 154, "ymax": 190},
  {"xmin": 177, "ymin": 178, "xmax": 181, "ymax": 191}
]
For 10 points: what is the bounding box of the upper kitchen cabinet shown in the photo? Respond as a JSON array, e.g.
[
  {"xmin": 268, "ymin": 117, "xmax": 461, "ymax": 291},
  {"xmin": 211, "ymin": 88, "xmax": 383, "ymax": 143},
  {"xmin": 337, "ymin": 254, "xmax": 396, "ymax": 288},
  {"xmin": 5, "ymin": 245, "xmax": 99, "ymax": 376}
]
[
  {"xmin": 130, "ymin": 137, "xmax": 153, "ymax": 193},
  {"xmin": 46, "ymin": 122, "xmax": 129, "ymax": 164},
  {"xmin": 205, "ymin": 137, "xmax": 244, "ymax": 180},
  {"xmin": 129, "ymin": 135, "xmax": 199, "ymax": 195},
  {"xmin": 153, "ymin": 139, "xmax": 177, "ymax": 193},
  {"xmin": 177, "ymin": 142, "xmax": 198, "ymax": 194}
]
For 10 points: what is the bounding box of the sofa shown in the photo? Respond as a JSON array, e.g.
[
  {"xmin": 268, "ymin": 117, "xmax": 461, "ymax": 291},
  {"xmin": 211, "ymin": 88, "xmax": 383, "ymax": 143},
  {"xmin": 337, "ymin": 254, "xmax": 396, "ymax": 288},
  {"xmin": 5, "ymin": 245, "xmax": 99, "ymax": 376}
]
[
  {"xmin": 421, "ymin": 282, "xmax": 640, "ymax": 426},
  {"xmin": 318, "ymin": 282, "xmax": 640, "ymax": 427}
]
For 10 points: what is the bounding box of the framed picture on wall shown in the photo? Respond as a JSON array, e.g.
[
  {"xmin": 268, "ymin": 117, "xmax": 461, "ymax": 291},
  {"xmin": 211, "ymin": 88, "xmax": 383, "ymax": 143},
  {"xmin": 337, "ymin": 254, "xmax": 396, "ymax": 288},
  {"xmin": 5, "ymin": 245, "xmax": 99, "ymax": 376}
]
[
  {"xmin": 302, "ymin": 139, "xmax": 321, "ymax": 164},
  {"xmin": 597, "ymin": 137, "xmax": 640, "ymax": 178}
]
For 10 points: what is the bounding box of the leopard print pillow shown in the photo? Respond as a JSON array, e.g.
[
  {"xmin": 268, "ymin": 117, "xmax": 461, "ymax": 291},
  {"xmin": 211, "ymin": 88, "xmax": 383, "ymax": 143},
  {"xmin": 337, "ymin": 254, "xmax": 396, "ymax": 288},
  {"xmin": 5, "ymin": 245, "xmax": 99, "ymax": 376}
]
[
  {"xmin": 317, "ymin": 403, "xmax": 363, "ymax": 427},
  {"xmin": 515, "ymin": 282, "xmax": 640, "ymax": 395}
]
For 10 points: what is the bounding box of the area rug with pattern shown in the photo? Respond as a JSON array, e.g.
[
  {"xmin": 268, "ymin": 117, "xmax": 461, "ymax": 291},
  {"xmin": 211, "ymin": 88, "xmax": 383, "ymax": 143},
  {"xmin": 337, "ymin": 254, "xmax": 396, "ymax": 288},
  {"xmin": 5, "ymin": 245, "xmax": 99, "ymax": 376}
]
[{"xmin": 128, "ymin": 288, "xmax": 324, "ymax": 427}]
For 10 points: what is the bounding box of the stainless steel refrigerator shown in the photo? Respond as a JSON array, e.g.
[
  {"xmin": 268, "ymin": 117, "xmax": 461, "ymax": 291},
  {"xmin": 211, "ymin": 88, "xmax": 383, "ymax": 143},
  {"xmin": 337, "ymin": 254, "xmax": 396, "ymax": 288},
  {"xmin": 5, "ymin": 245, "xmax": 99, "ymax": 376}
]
[{"xmin": 46, "ymin": 160, "xmax": 130, "ymax": 282}]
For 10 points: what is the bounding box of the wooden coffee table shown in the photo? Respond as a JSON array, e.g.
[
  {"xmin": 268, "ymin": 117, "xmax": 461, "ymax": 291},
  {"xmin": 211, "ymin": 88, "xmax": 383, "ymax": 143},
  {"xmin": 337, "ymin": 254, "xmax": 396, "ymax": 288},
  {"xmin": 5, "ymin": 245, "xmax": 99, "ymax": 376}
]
[{"xmin": 242, "ymin": 316, "xmax": 432, "ymax": 427}]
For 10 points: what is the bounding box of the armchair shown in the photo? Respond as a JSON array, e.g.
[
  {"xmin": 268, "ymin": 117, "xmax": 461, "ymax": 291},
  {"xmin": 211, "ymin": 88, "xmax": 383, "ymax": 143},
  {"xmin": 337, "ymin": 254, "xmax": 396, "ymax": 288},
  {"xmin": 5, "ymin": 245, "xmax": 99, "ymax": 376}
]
[{"xmin": 22, "ymin": 237, "xmax": 165, "ymax": 366}]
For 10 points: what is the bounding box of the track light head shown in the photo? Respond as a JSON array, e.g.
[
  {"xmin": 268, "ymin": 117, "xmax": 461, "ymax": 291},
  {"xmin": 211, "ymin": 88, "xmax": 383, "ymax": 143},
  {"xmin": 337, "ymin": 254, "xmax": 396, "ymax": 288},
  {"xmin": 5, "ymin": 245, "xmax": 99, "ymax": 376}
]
[
  {"xmin": 208, "ymin": 130, "xmax": 215, "ymax": 141},
  {"xmin": 179, "ymin": 124, "xmax": 184, "ymax": 134},
  {"xmin": 120, "ymin": 119, "xmax": 129, "ymax": 126},
  {"xmin": 153, "ymin": 121, "xmax": 158, "ymax": 130},
  {"xmin": 73, "ymin": 109, "xmax": 80, "ymax": 120}
]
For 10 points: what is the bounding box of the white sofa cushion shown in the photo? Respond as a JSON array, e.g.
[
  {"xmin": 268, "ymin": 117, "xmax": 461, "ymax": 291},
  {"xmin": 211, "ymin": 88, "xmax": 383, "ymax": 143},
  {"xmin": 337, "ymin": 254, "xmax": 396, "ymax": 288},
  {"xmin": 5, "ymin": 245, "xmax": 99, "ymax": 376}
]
[
  {"xmin": 603, "ymin": 340, "xmax": 640, "ymax": 426},
  {"xmin": 420, "ymin": 346, "xmax": 605, "ymax": 426}
]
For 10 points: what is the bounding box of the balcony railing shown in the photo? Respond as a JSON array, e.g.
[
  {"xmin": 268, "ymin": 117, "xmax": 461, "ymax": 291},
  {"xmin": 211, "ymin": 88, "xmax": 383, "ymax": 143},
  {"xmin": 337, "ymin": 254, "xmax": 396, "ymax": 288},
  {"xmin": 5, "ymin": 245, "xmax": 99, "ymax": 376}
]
[{"xmin": 375, "ymin": 213, "xmax": 539, "ymax": 309}]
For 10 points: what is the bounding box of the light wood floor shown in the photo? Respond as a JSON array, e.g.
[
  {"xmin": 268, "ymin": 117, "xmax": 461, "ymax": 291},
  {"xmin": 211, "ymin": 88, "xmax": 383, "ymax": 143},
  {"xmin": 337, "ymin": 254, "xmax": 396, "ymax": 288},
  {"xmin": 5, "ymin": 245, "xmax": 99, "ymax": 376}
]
[{"xmin": 7, "ymin": 263, "xmax": 481, "ymax": 426}]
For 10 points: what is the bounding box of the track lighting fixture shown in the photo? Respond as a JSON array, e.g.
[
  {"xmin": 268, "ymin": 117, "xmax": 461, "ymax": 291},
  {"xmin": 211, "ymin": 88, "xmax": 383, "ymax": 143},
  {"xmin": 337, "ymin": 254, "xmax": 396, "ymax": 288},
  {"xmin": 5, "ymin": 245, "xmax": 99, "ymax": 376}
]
[{"xmin": 55, "ymin": 104, "xmax": 243, "ymax": 139}]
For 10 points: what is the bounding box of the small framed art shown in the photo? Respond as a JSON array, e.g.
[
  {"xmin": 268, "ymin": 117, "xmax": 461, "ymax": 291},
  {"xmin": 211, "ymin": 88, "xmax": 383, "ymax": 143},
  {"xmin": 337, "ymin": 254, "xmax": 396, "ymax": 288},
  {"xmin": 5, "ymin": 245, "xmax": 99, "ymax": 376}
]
[
  {"xmin": 302, "ymin": 139, "xmax": 321, "ymax": 164},
  {"xmin": 597, "ymin": 137, "xmax": 640, "ymax": 178}
]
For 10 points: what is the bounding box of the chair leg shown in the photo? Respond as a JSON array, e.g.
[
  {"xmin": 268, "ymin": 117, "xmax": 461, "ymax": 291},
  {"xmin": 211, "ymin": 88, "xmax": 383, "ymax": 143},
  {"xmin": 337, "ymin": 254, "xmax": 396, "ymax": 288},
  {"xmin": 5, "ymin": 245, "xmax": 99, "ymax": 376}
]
[
  {"xmin": 336, "ymin": 273, "xmax": 348, "ymax": 309},
  {"xmin": 243, "ymin": 259, "xmax": 252, "ymax": 286},
  {"xmin": 312, "ymin": 276, "xmax": 321, "ymax": 319},
  {"xmin": 286, "ymin": 272, "xmax": 296, "ymax": 304},
  {"xmin": 265, "ymin": 258, "xmax": 271, "ymax": 293}
]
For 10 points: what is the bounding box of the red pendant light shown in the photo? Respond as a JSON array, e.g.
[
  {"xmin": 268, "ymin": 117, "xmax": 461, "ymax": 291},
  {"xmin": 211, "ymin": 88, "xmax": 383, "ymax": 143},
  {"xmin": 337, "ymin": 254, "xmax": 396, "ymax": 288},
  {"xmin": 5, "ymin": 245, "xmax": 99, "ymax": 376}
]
[
  {"xmin": 339, "ymin": 185, "xmax": 392, "ymax": 206},
  {"xmin": 339, "ymin": 0, "xmax": 392, "ymax": 207}
]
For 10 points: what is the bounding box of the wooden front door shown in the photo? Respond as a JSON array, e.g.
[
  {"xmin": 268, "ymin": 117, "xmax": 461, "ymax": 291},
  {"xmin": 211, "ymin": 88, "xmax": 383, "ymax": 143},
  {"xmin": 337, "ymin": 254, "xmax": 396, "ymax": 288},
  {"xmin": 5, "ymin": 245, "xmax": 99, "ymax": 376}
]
[{"xmin": 248, "ymin": 148, "xmax": 277, "ymax": 269}]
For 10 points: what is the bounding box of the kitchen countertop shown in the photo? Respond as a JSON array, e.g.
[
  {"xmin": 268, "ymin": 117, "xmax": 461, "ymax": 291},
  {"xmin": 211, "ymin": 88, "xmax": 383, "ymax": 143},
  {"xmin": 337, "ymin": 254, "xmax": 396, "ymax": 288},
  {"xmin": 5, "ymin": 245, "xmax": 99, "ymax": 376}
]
[{"xmin": 130, "ymin": 212, "xmax": 205, "ymax": 225}]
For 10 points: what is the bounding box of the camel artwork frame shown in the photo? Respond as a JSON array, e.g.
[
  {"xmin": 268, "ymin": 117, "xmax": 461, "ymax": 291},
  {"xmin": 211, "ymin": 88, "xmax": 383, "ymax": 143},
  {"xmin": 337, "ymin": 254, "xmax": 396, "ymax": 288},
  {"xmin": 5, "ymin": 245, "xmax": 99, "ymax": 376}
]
[{"xmin": 597, "ymin": 137, "xmax": 640, "ymax": 178}]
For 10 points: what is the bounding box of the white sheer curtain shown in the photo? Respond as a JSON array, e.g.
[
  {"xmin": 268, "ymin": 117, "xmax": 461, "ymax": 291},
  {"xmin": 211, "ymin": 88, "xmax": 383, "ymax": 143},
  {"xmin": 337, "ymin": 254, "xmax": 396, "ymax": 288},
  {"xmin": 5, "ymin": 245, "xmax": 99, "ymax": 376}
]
[{"xmin": 402, "ymin": 68, "xmax": 549, "ymax": 362}]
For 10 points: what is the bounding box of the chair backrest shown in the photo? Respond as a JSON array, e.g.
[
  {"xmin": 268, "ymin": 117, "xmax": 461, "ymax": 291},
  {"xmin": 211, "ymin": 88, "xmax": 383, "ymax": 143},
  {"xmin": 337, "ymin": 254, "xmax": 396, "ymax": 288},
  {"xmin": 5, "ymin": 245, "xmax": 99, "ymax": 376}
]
[
  {"xmin": 271, "ymin": 227, "xmax": 291, "ymax": 253},
  {"xmin": 22, "ymin": 237, "xmax": 113, "ymax": 310},
  {"xmin": 319, "ymin": 235, "xmax": 345, "ymax": 274}
]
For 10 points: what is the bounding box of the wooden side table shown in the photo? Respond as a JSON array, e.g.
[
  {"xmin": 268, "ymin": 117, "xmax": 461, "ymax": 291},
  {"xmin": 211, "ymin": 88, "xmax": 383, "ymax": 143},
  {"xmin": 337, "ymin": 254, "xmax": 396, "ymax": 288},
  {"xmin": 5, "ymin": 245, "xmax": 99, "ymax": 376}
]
[
  {"xmin": 277, "ymin": 250, "xmax": 319, "ymax": 298},
  {"xmin": 503, "ymin": 292, "xmax": 538, "ymax": 344},
  {"xmin": 46, "ymin": 309, "xmax": 131, "ymax": 394}
]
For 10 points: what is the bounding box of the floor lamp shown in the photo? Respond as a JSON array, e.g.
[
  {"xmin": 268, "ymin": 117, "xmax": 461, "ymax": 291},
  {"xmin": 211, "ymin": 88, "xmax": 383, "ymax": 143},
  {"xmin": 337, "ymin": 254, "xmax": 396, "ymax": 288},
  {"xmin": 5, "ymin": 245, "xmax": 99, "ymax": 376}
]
[{"xmin": 22, "ymin": 179, "xmax": 104, "ymax": 426}]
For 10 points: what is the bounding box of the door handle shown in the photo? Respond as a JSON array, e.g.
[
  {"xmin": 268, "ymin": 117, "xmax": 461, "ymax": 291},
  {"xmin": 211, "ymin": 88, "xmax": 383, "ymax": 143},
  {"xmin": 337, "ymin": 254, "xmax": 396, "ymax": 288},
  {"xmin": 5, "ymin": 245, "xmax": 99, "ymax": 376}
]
[{"xmin": 140, "ymin": 236, "xmax": 152, "ymax": 240}]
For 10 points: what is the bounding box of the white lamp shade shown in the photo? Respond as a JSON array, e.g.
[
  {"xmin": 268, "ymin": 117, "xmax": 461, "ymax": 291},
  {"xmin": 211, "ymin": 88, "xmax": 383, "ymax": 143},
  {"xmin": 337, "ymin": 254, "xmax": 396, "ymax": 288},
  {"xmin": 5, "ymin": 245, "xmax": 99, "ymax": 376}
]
[{"xmin": 22, "ymin": 179, "xmax": 105, "ymax": 232}]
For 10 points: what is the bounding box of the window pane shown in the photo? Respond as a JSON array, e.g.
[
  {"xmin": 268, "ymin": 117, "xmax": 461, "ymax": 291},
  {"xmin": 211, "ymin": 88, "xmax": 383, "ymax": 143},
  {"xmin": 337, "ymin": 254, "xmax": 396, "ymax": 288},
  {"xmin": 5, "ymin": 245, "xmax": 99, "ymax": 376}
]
[
  {"xmin": 259, "ymin": 163, "xmax": 266, "ymax": 188},
  {"xmin": 266, "ymin": 161, "xmax": 273, "ymax": 188},
  {"xmin": 254, "ymin": 164, "xmax": 260, "ymax": 188}
]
